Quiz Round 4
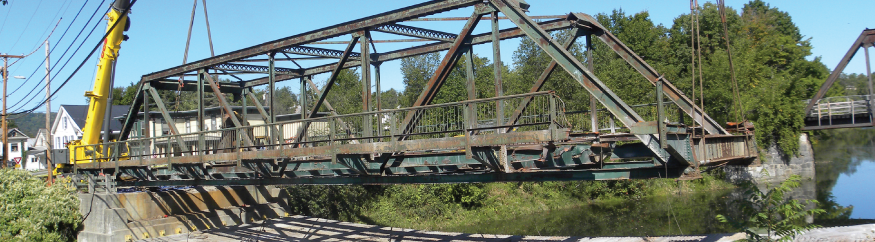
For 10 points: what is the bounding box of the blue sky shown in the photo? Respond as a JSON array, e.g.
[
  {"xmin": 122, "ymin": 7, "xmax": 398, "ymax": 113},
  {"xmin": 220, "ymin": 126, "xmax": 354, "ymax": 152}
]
[{"xmin": 0, "ymin": 0, "xmax": 872, "ymax": 113}]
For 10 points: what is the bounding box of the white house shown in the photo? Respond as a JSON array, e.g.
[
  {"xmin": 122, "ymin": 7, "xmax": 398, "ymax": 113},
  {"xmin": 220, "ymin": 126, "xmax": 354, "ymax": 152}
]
[
  {"xmin": 51, "ymin": 105, "xmax": 130, "ymax": 149},
  {"xmin": 23, "ymin": 129, "xmax": 49, "ymax": 171},
  {"xmin": 1, "ymin": 128, "xmax": 30, "ymax": 168}
]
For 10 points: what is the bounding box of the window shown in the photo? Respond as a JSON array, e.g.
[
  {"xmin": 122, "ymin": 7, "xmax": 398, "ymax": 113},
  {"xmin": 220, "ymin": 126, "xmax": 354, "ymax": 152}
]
[
  {"xmin": 63, "ymin": 117, "xmax": 68, "ymax": 130},
  {"xmin": 185, "ymin": 119, "xmax": 191, "ymax": 133},
  {"xmin": 10, "ymin": 144, "xmax": 17, "ymax": 152},
  {"xmin": 211, "ymin": 115, "xmax": 217, "ymax": 130}
]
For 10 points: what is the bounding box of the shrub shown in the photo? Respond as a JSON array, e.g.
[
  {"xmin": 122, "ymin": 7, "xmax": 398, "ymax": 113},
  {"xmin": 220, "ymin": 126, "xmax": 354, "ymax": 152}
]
[
  {"xmin": 0, "ymin": 169, "xmax": 81, "ymax": 241},
  {"xmin": 717, "ymin": 175, "xmax": 824, "ymax": 241}
]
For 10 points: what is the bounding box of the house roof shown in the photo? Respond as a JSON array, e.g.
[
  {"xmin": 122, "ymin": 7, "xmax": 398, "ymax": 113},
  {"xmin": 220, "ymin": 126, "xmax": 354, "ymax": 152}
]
[
  {"xmin": 60, "ymin": 105, "xmax": 130, "ymax": 132},
  {"xmin": 7, "ymin": 128, "xmax": 29, "ymax": 138}
]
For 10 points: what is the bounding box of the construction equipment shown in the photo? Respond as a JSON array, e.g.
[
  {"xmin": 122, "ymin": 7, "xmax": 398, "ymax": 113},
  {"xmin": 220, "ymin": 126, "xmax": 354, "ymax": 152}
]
[{"xmin": 59, "ymin": 0, "xmax": 131, "ymax": 173}]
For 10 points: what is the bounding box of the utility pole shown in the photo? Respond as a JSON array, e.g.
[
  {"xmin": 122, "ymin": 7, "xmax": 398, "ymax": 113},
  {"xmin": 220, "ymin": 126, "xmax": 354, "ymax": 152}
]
[
  {"xmin": 44, "ymin": 41, "xmax": 54, "ymax": 184},
  {"xmin": 1, "ymin": 54, "xmax": 24, "ymax": 169}
]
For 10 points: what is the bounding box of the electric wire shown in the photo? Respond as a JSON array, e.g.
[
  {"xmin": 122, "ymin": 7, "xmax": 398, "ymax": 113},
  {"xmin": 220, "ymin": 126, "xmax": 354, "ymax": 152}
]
[
  {"xmin": 6, "ymin": 0, "xmax": 92, "ymax": 97},
  {"xmin": 9, "ymin": 15, "xmax": 105, "ymax": 112},
  {"xmin": 0, "ymin": 1, "xmax": 16, "ymax": 37},
  {"xmin": 7, "ymin": 0, "xmax": 46, "ymax": 52},
  {"xmin": 8, "ymin": 0, "xmax": 138, "ymax": 116},
  {"xmin": 23, "ymin": 0, "xmax": 73, "ymax": 53},
  {"xmin": 7, "ymin": 18, "xmax": 61, "ymax": 67},
  {"xmin": 8, "ymin": 0, "xmax": 107, "ymax": 111}
]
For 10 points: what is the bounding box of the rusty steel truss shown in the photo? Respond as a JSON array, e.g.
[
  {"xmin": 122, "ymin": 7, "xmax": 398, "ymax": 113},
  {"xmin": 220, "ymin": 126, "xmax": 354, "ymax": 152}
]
[
  {"xmin": 70, "ymin": 0, "xmax": 755, "ymax": 188},
  {"xmin": 803, "ymin": 29, "xmax": 875, "ymax": 130}
]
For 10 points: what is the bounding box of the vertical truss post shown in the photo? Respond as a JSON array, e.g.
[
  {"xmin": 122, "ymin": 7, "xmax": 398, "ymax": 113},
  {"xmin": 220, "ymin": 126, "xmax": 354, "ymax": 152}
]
[
  {"xmin": 147, "ymin": 86, "xmax": 189, "ymax": 153},
  {"xmin": 465, "ymin": 47, "xmax": 477, "ymax": 134},
  {"xmin": 587, "ymin": 33, "xmax": 597, "ymax": 133},
  {"xmin": 657, "ymin": 79, "xmax": 666, "ymax": 149},
  {"xmin": 866, "ymin": 46, "xmax": 873, "ymax": 123},
  {"xmin": 503, "ymin": 30, "xmax": 581, "ymax": 133},
  {"xmin": 492, "ymin": 11, "xmax": 510, "ymax": 172},
  {"xmin": 375, "ymin": 63, "xmax": 382, "ymax": 111},
  {"xmin": 204, "ymin": 72, "xmax": 256, "ymax": 150},
  {"xmin": 242, "ymin": 87, "xmax": 248, "ymax": 121},
  {"xmin": 295, "ymin": 35, "xmax": 361, "ymax": 147},
  {"xmin": 362, "ymin": 31, "xmax": 373, "ymax": 142},
  {"xmin": 268, "ymin": 52, "xmax": 277, "ymax": 145},
  {"xmin": 300, "ymin": 77, "xmax": 308, "ymax": 120},
  {"xmin": 490, "ymin": 0, "xmax": 679, "ymax": 165},
  {"xmin": 374, "ymin": 63, "xmax": 382, "ymax": 138},
  {"xmin": 197, "ymin": 70, "xmax": 205, "ymax": 155}
]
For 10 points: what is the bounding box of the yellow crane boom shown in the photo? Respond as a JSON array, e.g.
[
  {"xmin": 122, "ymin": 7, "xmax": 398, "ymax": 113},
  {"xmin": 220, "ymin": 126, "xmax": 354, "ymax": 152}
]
[{"xmin": 68, "ymin": 0, "xmax": 130, "ymax": 164}]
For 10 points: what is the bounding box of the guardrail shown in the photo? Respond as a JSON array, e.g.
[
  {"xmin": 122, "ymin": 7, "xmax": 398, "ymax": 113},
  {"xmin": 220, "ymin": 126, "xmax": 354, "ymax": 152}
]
[
  {"xmin": 565, "ymin": 101, "xmax": 683, "ymax": 133},
  {"xmin": 804, "ymin": 95, "xmax": 873, "ymax": 117},
  {"xmin": 71, "ymin": 91, "xmax": 569, "ymax": 164}
]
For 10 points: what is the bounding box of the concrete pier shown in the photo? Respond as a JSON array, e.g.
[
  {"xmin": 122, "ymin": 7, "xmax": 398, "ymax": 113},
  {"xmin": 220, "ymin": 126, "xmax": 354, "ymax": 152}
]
[{"xmin": 77, "ymin": 186, "xmax": 290, "ymax": 242}]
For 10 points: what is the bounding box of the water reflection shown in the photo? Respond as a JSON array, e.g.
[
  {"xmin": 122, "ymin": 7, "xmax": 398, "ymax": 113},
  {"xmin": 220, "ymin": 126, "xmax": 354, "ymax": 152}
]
[
  {"xmin": 813, "ymin": 128, "xmax": 875, "ymax": 220},
  {"xmin": 446, "ymin": 128, "xmax": 874, "ymax": 237}
]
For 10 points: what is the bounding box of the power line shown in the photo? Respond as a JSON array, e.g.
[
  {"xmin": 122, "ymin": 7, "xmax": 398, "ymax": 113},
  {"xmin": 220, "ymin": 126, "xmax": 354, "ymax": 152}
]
[
  {"xmin": 24, "ymin": 0, "xmax": 73, "ymax": 53},
  {"xmin": 7, "ymin": 0, "xmax": 46, "ymax": 52},
  {"xmin": 10, "ymin": 0, "xmax": 138, "ymax": 116},
  {"xmin": 7, "ymin": 0, "xmax": 106, "ymax": 111},
  {"xmin": 0, "ymin": 1, "xmax": 16, "ymax": 37},
  {"xmin": 9, "ymin": 12, "xmax": 105, "ymax": 112},
  {"xmin": 6, "ymin": 0, "xmax": 93, "ymax": 98}
]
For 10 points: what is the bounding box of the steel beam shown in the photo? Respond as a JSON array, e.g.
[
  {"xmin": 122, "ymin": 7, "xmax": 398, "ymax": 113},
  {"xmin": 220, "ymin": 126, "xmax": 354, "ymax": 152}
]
[
  {"xmin": 570, "ymin": 13, "xmax": 727, "ymax": 135},
  {"xmin": 489, "ymin": 0, "xmax": 679, "ymax": 165},
  {"xmin": 293, "ymin": 35, "xmax": 360, "ymax": 146},
  {"xmin": 504, "ymin": 30, "xmax": 581, "ymax": 133},
  {"xmin": 805, "ymin": 29, "xmax": 875, "ymax": 115},
  {"xmin": 281, "ymin": 46, "xmax": 361, "ymax": 59},
  {"xmin": 146, "ymin": 86, "xmax": 189, "ymax": 153},
  {"xmin": 400, "ymin": 9, "xmax": 484, "ymax": 137},
  {"xmin": 374, "ymin": 24, "xmax": 458, "ymax": 42},
  {"xmin": 140, "ymin": 0, "xmax": 480, "ymax": 83},
  {"xmin": 118, "ymin": 83, "xmax": 145, "ymax": 140},
  {"xmin": 78, "ymin": 129, "xmax": 565, "ymax": 169},
  {"xmin": 203, "ymin": 72, "xmax": 256, "ymax": 149},
  {"xmin": 212, "ymin": 63, "xmax": 300, "ymax": 75},
  {"xmin": 242, "ymin": 19, "xmax": 573, "ymax": 88},
  {"xmin": 119, "ymin": 166, "xmax": 681, "ymax": 186}
]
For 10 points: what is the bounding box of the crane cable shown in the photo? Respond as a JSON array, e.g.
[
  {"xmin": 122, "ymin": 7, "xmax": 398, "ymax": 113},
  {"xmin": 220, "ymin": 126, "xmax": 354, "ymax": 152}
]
[{"xmin": 717, "ymin": 0, "xmax": 746, "ymax": 124}]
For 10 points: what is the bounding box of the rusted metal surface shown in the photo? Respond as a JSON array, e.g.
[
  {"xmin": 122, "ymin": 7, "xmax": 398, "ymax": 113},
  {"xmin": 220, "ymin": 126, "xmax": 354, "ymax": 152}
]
[
  {"xmin": 92, "ymin": 0, "xmax": 758, "ymax": 187},
  {"xmin": 504, "ymin": 29, "xmax": 582, "ymax": 133},
  {"xmin": 140, "ymin": 0, "xmax": 480, "ymax": 83},
  {"xmin": 240, "ymin": 19, "xmax": 573, "ymax": 88},
  {"xmin": 570, "ymin": 13, "xmax": 727, "ymax": 135},
  {"xmin": 805, "ymin": 29, "xmax": 875, "ymax": 115}
]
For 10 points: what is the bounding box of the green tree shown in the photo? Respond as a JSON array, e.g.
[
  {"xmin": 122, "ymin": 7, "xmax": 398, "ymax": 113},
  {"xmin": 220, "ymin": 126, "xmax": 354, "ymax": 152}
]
[{"xmin": 0, "ymin": 170, "xmax": 81, "ymax": 241}]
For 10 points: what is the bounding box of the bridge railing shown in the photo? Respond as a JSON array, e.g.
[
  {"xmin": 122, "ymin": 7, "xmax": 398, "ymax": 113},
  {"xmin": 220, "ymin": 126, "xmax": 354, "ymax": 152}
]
[
  {"xmin": 70, "ymin": 91, "xmax": 570, "ymax": 164},
  {"xmin": 564, "ymin": 101, "xmax": 683, "ymax": 133},
  {"xmin": 803, "ymin": 95, "xmax": 873, "ymax": 117}
]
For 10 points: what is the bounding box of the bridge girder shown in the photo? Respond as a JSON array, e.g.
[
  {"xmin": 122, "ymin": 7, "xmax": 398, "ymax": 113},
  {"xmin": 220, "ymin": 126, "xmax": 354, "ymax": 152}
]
[{"xmin": 102, "ymin": 0, "xmax": 757, "ymax": 187}]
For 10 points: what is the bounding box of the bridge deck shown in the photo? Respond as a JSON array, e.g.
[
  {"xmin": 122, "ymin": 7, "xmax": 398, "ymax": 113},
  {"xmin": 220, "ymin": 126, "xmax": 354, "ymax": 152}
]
[{"xmin": 71, "ymin": 93, "xmax": 754, "ymax": 188}]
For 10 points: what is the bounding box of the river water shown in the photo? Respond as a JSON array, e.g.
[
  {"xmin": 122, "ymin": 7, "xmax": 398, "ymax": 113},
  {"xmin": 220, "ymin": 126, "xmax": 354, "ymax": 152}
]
[{"xmin": 449, "ymin": 128, "xmax": 875, "ymax": 237}]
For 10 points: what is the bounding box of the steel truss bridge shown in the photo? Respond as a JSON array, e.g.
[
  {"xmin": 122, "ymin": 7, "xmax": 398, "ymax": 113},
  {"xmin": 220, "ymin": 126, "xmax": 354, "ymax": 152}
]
[
  {"xmin": 70, "ymin": 0, "xmax": 755, "ymax": 188},
  {"xmin": 804, "ymin": 29, "xmax": 875, "ymax": 130}
]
